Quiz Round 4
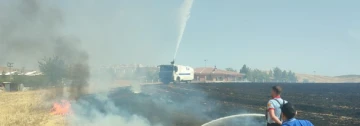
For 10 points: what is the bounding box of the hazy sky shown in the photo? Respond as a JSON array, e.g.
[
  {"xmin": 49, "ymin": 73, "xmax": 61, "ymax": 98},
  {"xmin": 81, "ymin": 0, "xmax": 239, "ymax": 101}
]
[{"xmin": 55, "ymin": 0, "xmax": 360, "ymax": 76}]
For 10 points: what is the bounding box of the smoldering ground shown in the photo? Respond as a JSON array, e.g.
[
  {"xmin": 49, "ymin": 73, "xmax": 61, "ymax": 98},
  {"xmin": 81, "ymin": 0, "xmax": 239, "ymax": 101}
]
[
  {"xmin": 70, "ymin": 85, "xmax": 209, "ymax": 126},
  {"xmin": 69, "ymin": 84, "xmax": 266, "ymax": 126}
]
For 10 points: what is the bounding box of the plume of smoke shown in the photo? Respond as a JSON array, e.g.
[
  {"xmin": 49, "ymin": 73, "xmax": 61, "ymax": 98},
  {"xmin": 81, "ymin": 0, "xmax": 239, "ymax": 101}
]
[
  {"xmin": 1, "ymin": 1, "xmax": 265, "ymax": 125},
  {"xmin": 69, "ymin": 92, "xmax": 162, "ymax": 126},
  {"xmin": 55, "ymin": 37, "xmax": 90, "ymax": 99},
  {"xmin": 0, "ymin": 0, "xmax": 89, "ymax": 99},
  {"xmin": 173, "ymin": 0, "xmax": 194, "ymax": 60},
  {"xmin": 0, "ymin": 0, "xmax": 61, "ymax": 67}
]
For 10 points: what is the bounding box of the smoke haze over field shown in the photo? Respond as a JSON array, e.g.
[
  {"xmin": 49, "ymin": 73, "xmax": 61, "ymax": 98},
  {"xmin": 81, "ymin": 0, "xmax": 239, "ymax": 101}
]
[
  {"xmin": 0, "ymin": 0, "xmax": 89, "ymax": 69},
  {"xmin": 58, "ymin": 0, "xmax": 184, "ymax": 66},
  {"xmin": 0, "ymin": 0, "xmax": 185, "ymax": 68},
  {"xmin": 0, "ymin": 0, "xmax": 61, "ymax": 67},
  {"xmin": 0, "ymin": 0, "xmax": 221, "ymax": 126},
  {"xmin": 0, "ymin": 0, "xmax": 90, "ymax": 100}
]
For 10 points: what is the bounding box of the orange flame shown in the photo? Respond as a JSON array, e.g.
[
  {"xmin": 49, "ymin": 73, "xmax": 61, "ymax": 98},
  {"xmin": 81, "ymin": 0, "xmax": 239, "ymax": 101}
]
[{"xmin": 51, "ymin": 100, "xmax": 71, "ymax": 115}]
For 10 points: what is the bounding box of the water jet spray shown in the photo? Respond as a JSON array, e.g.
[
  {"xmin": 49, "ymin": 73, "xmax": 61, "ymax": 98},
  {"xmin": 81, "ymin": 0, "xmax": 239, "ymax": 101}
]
[
  {"xmin": 201, "ymin": 114, "xmax": 265, "ymax": 126},
  {"xmin": 173, "ymin": 0, "xmax": 194, "ymax": 63}
]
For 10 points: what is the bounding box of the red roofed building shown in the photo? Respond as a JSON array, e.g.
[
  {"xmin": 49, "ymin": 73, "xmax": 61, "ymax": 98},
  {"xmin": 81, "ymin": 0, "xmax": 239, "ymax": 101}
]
[{"xmin": 194, "ymin": 67, "xmax": 243, "ymax": 82}]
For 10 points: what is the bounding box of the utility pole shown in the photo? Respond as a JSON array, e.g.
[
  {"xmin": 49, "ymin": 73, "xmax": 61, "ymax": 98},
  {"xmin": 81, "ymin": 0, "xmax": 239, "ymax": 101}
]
[{"xmin": 7, "ymin": 62, "xmax": 14, "ymax": 81}]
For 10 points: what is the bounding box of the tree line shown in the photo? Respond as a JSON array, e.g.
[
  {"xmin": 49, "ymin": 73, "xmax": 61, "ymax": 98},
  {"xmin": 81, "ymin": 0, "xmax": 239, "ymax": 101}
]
[{"xmin": 226, "ymin": 64, "xmax": 298, "ymax": 82}]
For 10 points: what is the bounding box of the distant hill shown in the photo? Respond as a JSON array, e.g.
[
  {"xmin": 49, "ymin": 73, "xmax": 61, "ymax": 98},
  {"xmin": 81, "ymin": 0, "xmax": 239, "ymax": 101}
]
[
  {"xmin": 335, "ymin": 74, "xmax": 360, "ymax": 78},
  {"xmin": 296, "ymin": 73, "xmax": 360, "ymax": 83}
]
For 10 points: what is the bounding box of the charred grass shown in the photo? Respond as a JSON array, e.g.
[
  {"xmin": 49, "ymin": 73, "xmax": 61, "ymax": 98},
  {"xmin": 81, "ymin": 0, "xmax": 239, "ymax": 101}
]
[{"xmin": 82, "ymin": 83, "xmax": 360, "ymax": 126}]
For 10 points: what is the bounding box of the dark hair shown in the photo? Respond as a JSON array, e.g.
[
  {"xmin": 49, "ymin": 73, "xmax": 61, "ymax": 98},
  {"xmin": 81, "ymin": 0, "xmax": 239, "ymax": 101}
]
[
  {"xmin": 272, "ymin": 85, "xmax": 282, "ymax": 94},
  {"xmin": 281, "ymin": 102, "xmax": 296, "ymax": 119}
]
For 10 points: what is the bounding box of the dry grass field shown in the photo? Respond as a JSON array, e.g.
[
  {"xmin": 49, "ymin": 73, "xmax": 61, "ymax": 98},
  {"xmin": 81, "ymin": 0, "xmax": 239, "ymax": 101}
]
[
  {"xmin": 296, "ymin": 73, "xmax": 360, "ymax": 83},
  {"xmin": 0, "ymin": 91, "xmax": 66, "ymax": 126}
]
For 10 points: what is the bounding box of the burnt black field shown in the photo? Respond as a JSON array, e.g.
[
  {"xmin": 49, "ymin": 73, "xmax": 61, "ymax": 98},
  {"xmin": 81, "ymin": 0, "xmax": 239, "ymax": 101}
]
[{"xmin": 76, "ymin": 83, "xmax": 360, "ymax": 126}]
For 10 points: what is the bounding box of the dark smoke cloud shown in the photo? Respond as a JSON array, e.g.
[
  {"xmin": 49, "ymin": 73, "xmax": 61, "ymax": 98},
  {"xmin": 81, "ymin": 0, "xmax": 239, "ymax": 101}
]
[
  {"xmin": 0, "ymin": 0, "xmax": 64, "ymax": 68},
  {"xmin": 0, "ymin": 0, "xmax": 89, "ymax": 98}
]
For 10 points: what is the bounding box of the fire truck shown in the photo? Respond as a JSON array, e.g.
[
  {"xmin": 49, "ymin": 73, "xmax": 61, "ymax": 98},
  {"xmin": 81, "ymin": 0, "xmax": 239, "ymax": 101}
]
[{"xmin": 158, "ymin": 63, "xmax": 194, "ymax": 84}]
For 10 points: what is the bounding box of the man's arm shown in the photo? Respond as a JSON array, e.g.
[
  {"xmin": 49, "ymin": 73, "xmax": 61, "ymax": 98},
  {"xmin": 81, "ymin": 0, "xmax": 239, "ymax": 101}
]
[{"xmin": 269, "ymin": 109, "xmax": 282, "ymax": 125}]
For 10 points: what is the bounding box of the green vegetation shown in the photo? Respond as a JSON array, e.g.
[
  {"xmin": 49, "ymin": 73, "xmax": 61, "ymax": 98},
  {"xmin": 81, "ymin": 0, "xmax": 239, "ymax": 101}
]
[
  {"xmin": 0, "ymin": 56, "xmax": 67, "ymax": 89},
  {"xmin": 38, "ymin": 56, "xmax": 67, "ymax": 86},
  {"xmin": 12, "ymin": 75, "xmax": 47, "ymax": 89},
  {"xmin": 0, "ymin": 71, "xmax": 7, "ymax": 82},
  {"xmin": 225, "ymin": 68, "xmax": 237, "ymax": 72},
  {"xmin": 239, "ymin": 64, "xmax": 298, "ymax": 82}
]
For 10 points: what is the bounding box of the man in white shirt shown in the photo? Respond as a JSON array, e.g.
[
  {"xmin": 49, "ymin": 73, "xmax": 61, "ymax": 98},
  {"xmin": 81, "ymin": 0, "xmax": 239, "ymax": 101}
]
[{"xmin": 266, "ymin": 85, "xmax": 287, "ymax": 126}]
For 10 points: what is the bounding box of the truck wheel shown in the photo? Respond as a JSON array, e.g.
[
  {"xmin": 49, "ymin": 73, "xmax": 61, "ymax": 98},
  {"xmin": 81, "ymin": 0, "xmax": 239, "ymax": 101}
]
[{"xmin": 175, "ymin": 77, "xmax": 181, "ymax": 84}]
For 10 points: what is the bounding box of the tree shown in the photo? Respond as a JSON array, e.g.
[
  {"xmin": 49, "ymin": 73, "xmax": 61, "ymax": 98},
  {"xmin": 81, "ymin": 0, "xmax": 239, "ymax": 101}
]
[
  {"xmin": 38, "ymin": 56, "xmax": 67, "ymax": 86},
  {"xmin": 281, "ymin": 70, "xmax": 288, "ymax": 82},
  {"xmin": 1, "ymin": 71, "xmax": 7, "ymax": 82},
  {"xmin": 263, "ymin": 71, "xmax": 271, "ymax": 82},
  {"xmin": 246, "ymin": 69, "xmax": 253, "ymax": 81},
  {"xmin": 225, "ymin": 68, "xmax": 237, "ymax": 72},
  {"xmin": 236, "ymin": 65, "xmax": 298, "ymax": 83},
  {"xmin": 268, "ymin": 70, "xmax": 273, "ymax": 82},
  {"xmin": 240, "ymin": 64, "xmax": 249, "ymax": 74},
  {"xmin": 249, "ymin": 69, "xmax": 271, "ymax": 82},
  {"xmin": 292, "ymin": 72, "xmax": 298, "ymax": 82},
  {"xmin": 240, "ymin": 64, "xmax": 250, "ymax": 79},
  {"xmin": 273, "ymin": 67, "xmax": 282, "ymax": 82},
  {"xmin": 252, "ymin": 69, "xmax": 260, "ymax": 82},
  {"xmin": 288, "ymin": 71, "xmax": 297, "ymax": 82}
]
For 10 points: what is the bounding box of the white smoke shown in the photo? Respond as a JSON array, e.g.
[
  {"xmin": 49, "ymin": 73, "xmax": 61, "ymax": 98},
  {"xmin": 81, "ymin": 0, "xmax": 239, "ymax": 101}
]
[
  {"xmin": 173, "ymin": 0, "xmax": 194, "ymax": 60},
  {"xmin": 69, "ymin": 92, "xmax": 162, "ymax": 126},
  {"xmin": 64, "ymin": 0, "xmax": 198, "ymax": 125}
]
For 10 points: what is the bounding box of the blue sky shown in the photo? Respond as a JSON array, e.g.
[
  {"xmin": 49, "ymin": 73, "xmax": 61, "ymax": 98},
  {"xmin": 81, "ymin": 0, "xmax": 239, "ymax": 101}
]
[{"xmin": 56, "ymin": 0, "xmax": 360, "ymax": 76}]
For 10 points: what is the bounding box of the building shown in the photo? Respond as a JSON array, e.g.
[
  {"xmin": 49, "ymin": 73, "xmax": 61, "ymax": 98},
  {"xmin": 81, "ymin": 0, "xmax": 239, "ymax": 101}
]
[
  {"xmin": 194, "ymin": 67, "xmax": 243, "ymax": 82},
  {"xmin": 1, "ymin": 82, "xmax": 20, "ymax": 92},
  {"xmin": 0, "ymin": 66, "xmax": 41, "ymax": 76}
]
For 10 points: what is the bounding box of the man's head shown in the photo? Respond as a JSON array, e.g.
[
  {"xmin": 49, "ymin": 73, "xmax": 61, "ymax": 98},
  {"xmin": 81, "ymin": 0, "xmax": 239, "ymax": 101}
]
[
  {"xmin": 271, "ymin": 85, "xmax": 282, "ymax": 97},
  {"xmin": 281, "ymin": 102, "xmax": 297, "ymax": 120}
]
